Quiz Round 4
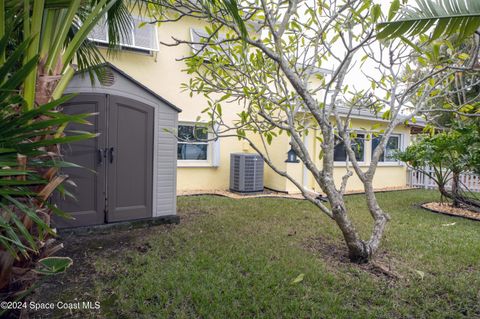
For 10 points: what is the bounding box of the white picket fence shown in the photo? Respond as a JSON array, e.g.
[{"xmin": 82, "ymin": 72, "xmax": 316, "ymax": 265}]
[{"xmin": 408, "ymin": 167, "xmax": 480, "ymax": 192}]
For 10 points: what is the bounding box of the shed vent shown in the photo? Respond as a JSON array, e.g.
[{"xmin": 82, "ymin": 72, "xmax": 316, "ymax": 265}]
[
  {"xmin": 230, "ymin": 153, "xmax": 264, "ymax": 193},
  {"xmin": 99, "ymin": 68, "xmax": 115, "ymax": 87}
]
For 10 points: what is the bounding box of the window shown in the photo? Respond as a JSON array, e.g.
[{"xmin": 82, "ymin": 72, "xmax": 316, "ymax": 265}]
[
  {"xmin": 372, "ymin": 135, "xmax": 400, "ymax": 162},
  {"xmin": 89, "ymin": 15, "xmax": 158, "ymax": 52},
  {"xmin": 334, "ymin": 134, "xmax": 365, "ymax": 162},
  {"xmin": 177, "ymin": 124, "xmax": 209, "ymax": 161}
]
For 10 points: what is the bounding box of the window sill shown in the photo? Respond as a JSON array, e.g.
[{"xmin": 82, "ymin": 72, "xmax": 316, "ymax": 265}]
[
  {"xmin": 334, "ymin": 162, "xmax": 368, "ymax": 167},
  {"xmin": 332, "ymin": 162, "xmax": 405, "ymax": 168},
  {"xmin": 377, "ymin": 162, "xmax": 404, "ymax": 167},
  {"xmin": 177, "ymin": 161, "xmax": 217, "ymax": 168}
]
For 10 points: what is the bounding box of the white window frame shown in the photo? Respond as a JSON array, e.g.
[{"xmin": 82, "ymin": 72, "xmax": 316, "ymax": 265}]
[
  {"xmin": 88, "ymin": 15, "xmax": 159, "ymax": 52},
  {"xmin": 373, "ymin": 133, "xmax": 404, "ymax": 166},
  {"xmin": 333, "ymin": 133, "xmax": 367, "ymax": 166},
  {"xmin": 177, "ymin": 122, "xmax": 218, "ymax": 167}
]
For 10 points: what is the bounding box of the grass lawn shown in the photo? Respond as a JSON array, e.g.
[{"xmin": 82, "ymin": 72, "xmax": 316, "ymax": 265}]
[{"xmin": 30, "ymin": 190, "xmax": 480, "ymax": 318}]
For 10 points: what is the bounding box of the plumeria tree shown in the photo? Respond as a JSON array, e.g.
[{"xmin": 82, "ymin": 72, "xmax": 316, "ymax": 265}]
[{"xmin": 149, "ymin": 0, "xmax": 480, "ymax": 262}]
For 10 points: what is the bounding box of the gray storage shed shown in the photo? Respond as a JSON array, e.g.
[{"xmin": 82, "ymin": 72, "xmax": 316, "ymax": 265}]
[{"xmin": 54, "ymin": 64, "xmax": 180, "ymax": 228}]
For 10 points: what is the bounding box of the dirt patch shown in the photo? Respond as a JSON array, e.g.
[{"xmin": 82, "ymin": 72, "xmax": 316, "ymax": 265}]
[
  {"xmin": 303, "ymin": 237, "xmax": 401, "ymax": 280},
  {"xmin": 422, "ymin": 202, "xmax": 480, "ymax": 221},
  {"xmin": 26, "ymin": 207, "xmax": 208, "ymax": 318},
  {"xmin": 27, "ymin": 223, "xmax": 178, "ymax": 318}
]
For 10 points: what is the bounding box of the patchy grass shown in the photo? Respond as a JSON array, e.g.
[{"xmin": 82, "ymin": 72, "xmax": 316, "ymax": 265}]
[{"xmin": 30, "ymin": 190, "xmax": 480, "ymax": 318}]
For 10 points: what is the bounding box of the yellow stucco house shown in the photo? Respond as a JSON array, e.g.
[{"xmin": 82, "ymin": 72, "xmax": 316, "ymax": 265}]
[{"xmin": 88, "ymin": 16, "xmax": 415, "ymax": 195}]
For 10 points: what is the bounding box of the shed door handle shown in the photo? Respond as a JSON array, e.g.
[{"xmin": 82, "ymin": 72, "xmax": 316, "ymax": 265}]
[
  {"xmin": 109, "ymin": 147, "xmax": 114, "ymax": 163},
  {"xmin": 97, "ymin": 148, "xmax": 104, "ymax": 164}
]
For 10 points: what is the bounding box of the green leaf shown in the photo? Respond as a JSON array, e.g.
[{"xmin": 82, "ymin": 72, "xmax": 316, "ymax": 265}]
[
  {"xmin": 266, "ymin": 133, "xmax": 272, "ymax": 145},
  {"xmin": 371, "ymin": 4, "xmax": 382, "ymax": 22},
  {"xmin": 291, "ymin": 273, "xmax": 305, "ymax": 284},
  {"xmin": 417, "ymin": 56, "xmax": 427, "ymax": 66},
  {"xmin": 218, "ymin": 93, "xmax": 231, "ymax": 102},
  {"xmin": 399, "ymin": 36, "xmax": 423, "ymax": 54},
  {"xmin": 415, "ymin": 270, "xmax": 425, "ymax": 280},
  {"xmin": 382, "ymin": 110, "xmax": 391, "ymax": 120},
  {"xmin": 35, "ymin": 257, "xmax": 73, "ymax": 275},
  {"xmin": 357, "ymin": 0, "xmax": 371, "ymax": 14},
  {"xmin": 388, "ymin": 0, "xmax": 400, "ymax": 21}
]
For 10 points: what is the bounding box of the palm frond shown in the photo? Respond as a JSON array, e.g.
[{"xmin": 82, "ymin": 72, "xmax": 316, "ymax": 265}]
[
  {"xmin": 67, "ymin": 18, "xmax": 107, "ymax": 84},
  {"xmin": 377, "ymin": 0, "xmax": 480, "ymax": 41},
  {"xmin": 202, "ymin": 0, "xmax": 246, "ymax": 38},
  {"xmin": 105, "ymin": 0, "xmax": 133, "ymax": 52}
]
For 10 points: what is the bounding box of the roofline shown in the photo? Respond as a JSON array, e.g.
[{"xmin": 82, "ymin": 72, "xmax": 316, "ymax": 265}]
[
  {"xmin": 77, "ymin": 63, "xmax": 182, "ymax": 113},
  {"xmin": 298, "ymin": 107, "xmax": 424, "ymax": 126},
  {"xmin": 339, "ymin": 112, "xmax": 426, "ymax": 126}
]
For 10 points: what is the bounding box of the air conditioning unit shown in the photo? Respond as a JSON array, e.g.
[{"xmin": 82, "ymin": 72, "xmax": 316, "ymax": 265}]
[{"xmin": 230, "ymin": 153, "xmax": 264, "ymax": 193}]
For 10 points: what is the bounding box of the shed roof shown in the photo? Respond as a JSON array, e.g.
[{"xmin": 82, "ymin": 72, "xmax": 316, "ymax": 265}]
[{"xmin": 67, "ymin": 63, "xmax": 182, "ymax": 113}]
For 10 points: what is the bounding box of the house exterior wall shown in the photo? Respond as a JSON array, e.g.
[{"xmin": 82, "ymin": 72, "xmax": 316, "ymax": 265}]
[
  {"xmin": 99, "ymin": 17, "xmax": 254, "ymax": 192},
  {"xmin": 262, "ymin": 132, "xmax": 289, "ymax": 192},
  {"xmin": 97, "ymin": 18, "xmax": 412, "ymax": 194},
  {"xmin": 310, "ymin": 119, "xmax": 411, "ymax": 194},
  {"xmin": 259, "ymin": 118, "xmax": 411, "ymax": 194}
]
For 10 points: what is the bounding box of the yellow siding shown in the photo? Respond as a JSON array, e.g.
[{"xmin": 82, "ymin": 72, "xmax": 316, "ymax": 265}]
[
  {"xmin": 100, "ymin": 18, "xmax": 255, "ymax": 191},
  {"xmin": 260, "ymin": 133, "xmax": 289, "ymax": 192}
]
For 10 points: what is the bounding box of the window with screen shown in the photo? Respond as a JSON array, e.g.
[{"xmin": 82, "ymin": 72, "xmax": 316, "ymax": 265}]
[
  {"xmin": 177, "ymin": 124, "xmax": 209, "ymax": 161},
  {"xmin": 334, "ymin": 134, "xmax": 365, "ymax": 162},
  {"xmin": 371, "ymin": 135, "xmax": 400, "ymax": 162}
]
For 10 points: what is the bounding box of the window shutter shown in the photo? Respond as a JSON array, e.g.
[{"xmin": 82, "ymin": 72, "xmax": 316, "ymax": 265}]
[
  {"xmin": 119, "ymin": 22, "xmax": 134, "ymax": 47},
  {"xmin": 133, "ymin": 17, "xmax": 158, "ymax": 51},
  {"xmin": 211, "ymin": 124, "xmax": 221, "ymax": 167},
  {"xmin": 89, "ymin": 15, "xmax": 108, "ymax": 43},
  {"xmin": 88, "ymin": 15, "xmax": 158, "ymax": 52},
  {"xmin": 190, "ymin": 28, "xmax": 205, "ymax": 55}
]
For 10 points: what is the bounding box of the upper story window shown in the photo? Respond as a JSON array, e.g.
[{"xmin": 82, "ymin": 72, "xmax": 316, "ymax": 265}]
[
  {"xmin": 334, "ymin": 134, "xmax": 365, "ymax": 162},
  {"xmin": 177, "ymin": 124, "xmax": 209, "ymax": 161},
  {"xmin": 89, "ymin": 15, "xmax": 159, "ymax": 52},
  {"xmin": 372, "ymin": 135, "xmax": 400, "ymax": 162}
]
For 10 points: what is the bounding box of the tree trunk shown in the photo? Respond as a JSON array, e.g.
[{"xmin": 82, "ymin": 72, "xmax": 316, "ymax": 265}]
[
  {"xmin": 317, "ymin": 166, "xmax": 389, "ymax": 263},
  {"xmin": 439, "ymin": 178, "xmax": 480, "ymax": 211},
  {"xmin": 332, "ymin": 208, "xmax": 371, "ymax": 263},
  {"xmin": 327, "ymin": 191, "xmax": 378, "ymax": 263},
  {"xmin": 451, "ymin": 171, "xmax": 460, "ymax": 207}
]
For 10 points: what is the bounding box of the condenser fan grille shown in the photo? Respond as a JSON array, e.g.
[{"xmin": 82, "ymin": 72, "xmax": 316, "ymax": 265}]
[{"xmin": 230, "ymin": 153, "xmax": 264, "ymax": 193}]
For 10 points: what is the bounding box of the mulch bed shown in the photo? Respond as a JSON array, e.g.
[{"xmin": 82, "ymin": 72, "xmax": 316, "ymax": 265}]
[{"xmin": 421, "ymin": 202, "xmax": 480, "ymax": 221}]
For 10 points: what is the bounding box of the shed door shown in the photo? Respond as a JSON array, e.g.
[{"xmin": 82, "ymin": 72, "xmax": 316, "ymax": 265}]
[
  {"xmin": 55, "ymin": 94, "xmax": 107, "ymax": 227},
  {"xmin": 55, "ymin": 94, "xmax": 154, "ymax": 227},
  {"xmin": 106, "ymin": 96, "xmax": 154, "ymax": 222}
]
